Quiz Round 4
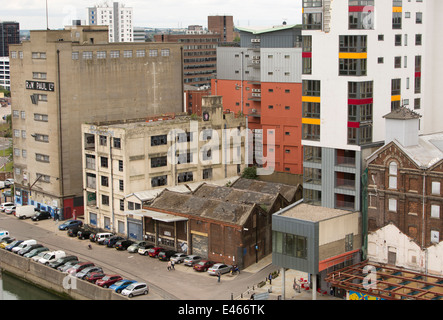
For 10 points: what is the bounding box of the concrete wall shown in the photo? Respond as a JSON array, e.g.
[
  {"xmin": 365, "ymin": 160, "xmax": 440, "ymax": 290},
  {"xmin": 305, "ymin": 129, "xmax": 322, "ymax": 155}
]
[{"xmin": 0, "ymin": 250, "xmax": 128, "ymax": 300}]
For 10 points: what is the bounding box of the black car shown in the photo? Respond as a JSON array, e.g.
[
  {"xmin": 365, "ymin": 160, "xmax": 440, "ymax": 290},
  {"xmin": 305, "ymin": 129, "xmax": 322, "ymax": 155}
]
[
  {"xmin": 115, "ymin": 239, "xmax": 135, "ymax": 251},
  {"xmin": 48, "ymin": 255, "xmax": 79, "ymax": 269},
  {"xmin": 18, "ymin": 244, "xmax": 43, "ymax": 256},
  {"xmin": 106, "ymin": 236, "xmax": 125, "ymax": 248},
  {"xmin": 67, "ymin": 226, "xmax": 82, "ymax": 237},
  {"xmin": 31, "ymin": 210, "xmax": 52, "ymax": 221},
  {"xmin": 158, "ymin": 250, "xmax": 177, "ymax": 261},
  {"xmin": 77, "ymin": 229, "xmax": 93, "ymax": 240}
]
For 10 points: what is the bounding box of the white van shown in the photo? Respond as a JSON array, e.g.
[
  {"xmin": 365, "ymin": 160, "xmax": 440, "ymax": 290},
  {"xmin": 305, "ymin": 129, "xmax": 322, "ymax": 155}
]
[
  {"xmin": 0, "ymin": 230, "xmax": 10, "ymax": 240},
  {"xmin": 95, "ymin": 233, "xmax": 113, "ymax": 245},
  {"xmin": 15, "ymin": 205, "xmax": 36, "ymax": 219},
  {"xmin": 38, "ymin": 250, "xmax": 66, "ymax": 265},
  {"xmin": 12, "ymin": 239, "xmax": 37, "ymax": 253}
]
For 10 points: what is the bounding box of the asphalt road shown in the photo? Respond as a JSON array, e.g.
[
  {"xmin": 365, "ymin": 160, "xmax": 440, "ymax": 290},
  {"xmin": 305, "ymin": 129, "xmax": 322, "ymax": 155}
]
[{"xmin": 0, "ymin": 212, "xmax": 274, "ymax": 301}]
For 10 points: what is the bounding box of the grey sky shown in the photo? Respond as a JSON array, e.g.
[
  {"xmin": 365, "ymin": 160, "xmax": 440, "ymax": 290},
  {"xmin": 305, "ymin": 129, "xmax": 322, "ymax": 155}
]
[{"xmin": 2, "ymin": 0, "xmax": 302, "ymax": 30}]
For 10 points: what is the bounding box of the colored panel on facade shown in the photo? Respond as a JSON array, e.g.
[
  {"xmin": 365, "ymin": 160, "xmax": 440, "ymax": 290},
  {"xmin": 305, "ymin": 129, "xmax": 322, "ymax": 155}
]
[
  {"xmin": 349, "ymin": 291, "xmax": 383, "ymax": 300},
  {"xmin": 347, "ymin": 122, "xmax": 360, "ymax": 128},
  {"xmin": 349, "ymin": 6, "xmax": 374, "ymax": 13},
  {"xmin": 339, "ymin": 52, "xmax": 368, "ymax": 60},
  {"xmin": 391, "ymin": 95, "xmax": 401, "ymax": 102},
  {"xmin": 302, "ymin": 96, "xmax": 321, "ymax": 103},
  {"xmin": 348, "ymin": 98, "xmax": 373, "ymax": 105},
  {"xmin": 302, "ymin": 52, "xmax": 312, "ymax": 58},
  {"xmin": 415, "ymin": 72, "xmax": 421, "ymax": 78},
  {"xmin": 302, "ymin": 118, "xmax": 321, "ymax": 125},
  {"xmin": 392, "ymin": 7, "xmax": 403, "ymax": 13}
]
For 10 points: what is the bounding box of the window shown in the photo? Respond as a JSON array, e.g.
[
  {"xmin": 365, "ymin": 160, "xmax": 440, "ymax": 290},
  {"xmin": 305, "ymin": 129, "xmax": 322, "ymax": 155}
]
[
  {"xmin": 99, "ymin": 135, "xmax": 107, "ymax": 146},
  {"xmin": 72, "ymin": 52, "xmax": 79, "ymax": 60},
  {"xmin": 101, "ymin": 176, "xmax": 109, "ymax": 187},
  {"xmin": 415, "ymin": 34, "xmax": 422, "ymax": 46},
  {"xmin": 151, "ymin": 135, "xmax": 167, "ymax": 146},
  {"xmin": 389, "ymin": 198, "xmax": 397, "ymax": 212},
  {"xmin": 394, "ymin": 56, "xmax": 401, "ymax": 68},
  {"xmin": 100, "ymin": 156, "xmax": 108, "ymax": 168},
  {"xmin": 151, "ymin": 175, "xmax": 167, "ymax": 188},
  {"xmin": 389, "ymin": 162, "xmax": 398, "ymax": 189},
  {"xmin": 178, "ymin": 171, "xmax": 193, "ymax": 183},
  {"xmin": 431, "ymin": 205, "xmax": 440, "ymax": 219},
  {"xmin": 161, "ymin": 49, "xmax": 170, "ymax": 57},
  {"xmin": 97, "ymin": 51, "xmax": 106, "ymax": 59},
  {"xmin": 110, "ymin": 50, "xmax": 120, "ymax": 58},
  {"xmin": 203, "ymin": 168, "xmax": 213, "ymax": 180},
  {"xmin": 303, "ymin": 12, "xmax": 322, "ymax": 30},
  {"xmin": 416, "ymin": 12, "xmax": 422, "ymax": 24},
  {"xmin": 36, "ymin": 153, "xmax": 50, "ymax": 163},
  {"xmin": 102, "ymin": 195, "xmax": 109, "ymax": 206},
  {"xmin": 123, "ymin": 50, "xmax": 132, "ymax": 58},
  {"xmin": 151, "ymin": 156, "xmax": 167, "ymax": 168},
  {"xmin": 83, "ymin": 51, "xmax": 93, "ymax": 60},
  {"xmin": 136, "ymin": 49, "xmax": 145, "ymax": 57},
  {"xmin": 113, "ymin": 138, "xmax": 121, "ymax": 149},
  {"xmin": 432, "ymin": 181, "xmax": 441, "ymax": 195},
  {"xmin": 272, "ymin": 231, "xmax": 308, "ymax": 259}
]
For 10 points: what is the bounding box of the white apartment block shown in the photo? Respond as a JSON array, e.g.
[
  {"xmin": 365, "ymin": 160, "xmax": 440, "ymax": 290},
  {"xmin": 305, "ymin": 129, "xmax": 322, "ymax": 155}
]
[
  {"xmin": 301, "ymin": 0, "xmax": 442, "ymax": 211},
  {"xmin": 88, "ymin": 2, "xmax": 133, "ymax": 42},
  {"xmin": 0, "ymin": 57, "xmax": 10, "ymax": 90}
]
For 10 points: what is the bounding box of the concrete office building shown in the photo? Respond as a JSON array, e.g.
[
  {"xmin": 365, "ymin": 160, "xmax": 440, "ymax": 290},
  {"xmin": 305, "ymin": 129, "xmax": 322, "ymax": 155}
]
[
  {"xmin": 301, "ymin": 0, "xmax": 441, "ymax": 211},
  {"xmin": 9, "ymin": 25, "xmax": 184, "ymax": 219},
  {"xmin": 212, "ymin": 24, "xmax": 304, "ymax": 175},
  {"xmin": 81, "ymin": 96, "xmax": 247, "ymax": 233},
  {"xmin": 87, "ymin": 2, "xmax": 134, "ymax": 43}
]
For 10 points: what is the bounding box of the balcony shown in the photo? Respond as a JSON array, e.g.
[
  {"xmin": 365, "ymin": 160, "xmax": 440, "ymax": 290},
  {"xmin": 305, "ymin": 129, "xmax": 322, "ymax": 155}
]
[
  {"xmin": 335, "ymin": 194, "xmax": 355, "ymax": 211},
  {"xmin": 248, "ymin": 92, "xmax": 261, "ymax": 101},
  {"xmin": 336, "ymin": 150, "xmax": 356, "ymax": 167},
  {"xmin": 336, "ymin": 172, "xmax": 356, "ymax": 190}
]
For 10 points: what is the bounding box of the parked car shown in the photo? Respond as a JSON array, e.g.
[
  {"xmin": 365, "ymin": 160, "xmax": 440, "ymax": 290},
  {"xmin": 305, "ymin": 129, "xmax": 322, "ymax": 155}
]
[
  {"xmin": 193, "ymin": 260, "xmax": 216, "ymax": 272},
  {"xmin": 158, "ymin": 250, "xmax": 177, "ymax": 262},
  {"xmin": 58, "ymin": 220, "xmax": 83, "ymax": 230},
  {"xmin": 66, "ymin": 262, "xmax": 95, "ymax": 275},
  {"xmin": 15, "ymin": 205, "xmax": 37, "ymax": 219},
  {"xmin": 4, "ymin": 206, "xmax": 16, "ymax": 214},
  {"xmin": 0, "ymin": 237, "xmax": 16, "ymax": 248},
  {"xmin": 32, "ymin": 250, "xmax": 51, "ymax": 262},
  {"xmin": 23, "ymin": 246, "xmax": 49, "ymax": 258},
  {"xmin": 38, "ymin": 250, "xmax": 66, "ymax": 265},
  {"xmin": 84, "ymin": 272, "xmax": 106, "ymax": 283},
  {"xmin": 31, "ymin": 210, "xmax": 52, "ymax": 221},
  {"xmin": 138, "ymin": 245, "xmax": 154, "ymax": 256},
  {"xmin": 57, "ymin": 260, "xmax": 79, "ymax": 272},
  {"xmin": 121, "ymin": 282, "xmax": 149, "ymax": 298},
  {"xmin": 170, "ymin": 252, "xmax": 188, "ymax": 264},
  {"xmin": 115, "ymin": 239, "xmax": 135, "ymax": 251},
  {"xmin": 183, "ymin": 255, "xmax": 202, "ymax": 267},
  {"xmin": 95, "ymin": 232, "xmax": 113, "ymax": 245},
  {"xmin": 5, "ymin": 178, "xmax": 14, "ymax": 186},
  {"xmin": 96, "ymin": 274, "xmax": 123, "ymax": 288},
  {"xmin": 12, "ymin": 239, "xmax": 37, "ymax": 253},
  {"xmin": 109, "ymin": 279, "xmax": 137, "ymax": 293},
  {"xmin": 5, "ymin": 240, "xmax": 23, "ymax": 251},
  {"xmin": 105, "ymin": 236, "xmax": 125, "ymax": 248},
  {"xmin": 67, "ymin": 227, "xmax": 82, "ymax": 237},
  {"xmin": 207, "ymin": 263, "xmax": 232, "ymax": 276},
  {"xmin": 128, "ymin": 241, "xmax": 148, "ymax": 253},
  {"xmin": 77, "ymin": 229, "xmax": 93, "ymax": 240},
  {"xmin": 18, "ymin": 243, "xmax": 43, "ymax": 256},
  {"xmin": 0, "ymin": 202, "xmax": 14, "ymax": 212},
  {"xmin": 48, "ymin": 255, "xmax": 78, "ymax": 269},
  {"xmin": 148, "ymin": 247, "xmax": 164, "ymax": 258},
  {"xmin": 76, "ymin": 266, "xmax": 103, "ymax": 280}
]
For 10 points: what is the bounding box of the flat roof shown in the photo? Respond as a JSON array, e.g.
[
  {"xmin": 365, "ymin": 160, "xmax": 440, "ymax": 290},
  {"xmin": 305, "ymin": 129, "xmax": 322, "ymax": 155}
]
[
  {"xmin": 125, "ymin": 209, "xmax": 188, "ymax": 223},
  {"xmin": 279, "ymin": 203, "xmax": 354, "ymax": 222}
]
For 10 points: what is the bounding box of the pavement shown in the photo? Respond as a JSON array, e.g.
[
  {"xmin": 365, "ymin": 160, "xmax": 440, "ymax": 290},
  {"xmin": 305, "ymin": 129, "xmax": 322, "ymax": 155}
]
[{"xmin": 4, "ymin": 215, "xmax": 342, "ymax": 301}]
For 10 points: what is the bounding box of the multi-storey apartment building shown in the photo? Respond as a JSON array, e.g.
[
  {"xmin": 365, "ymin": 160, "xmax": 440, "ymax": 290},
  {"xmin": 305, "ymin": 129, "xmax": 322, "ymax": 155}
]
[
  {"xmin": 207, "ymin": 15, "xmax": 235, "ymax": 43},
  {"xmin": 154, "ymin": 30, "xmax": 221, "ymax": 87},
  {"xmin": 0, "ymin": 57, "xmax": 10, "ymax": 90},
  {"xmin": 87, "ymin": 2, "xmax": 134, "ymax": 43},
  {"xmin": 301, "ymin": 0, "xmax": 440, "ymax": 211},
  {"xmin": 0, "ymin": 21, "xmax": 20, "ymax": 57},
  {"xmin": 81, "ymin": 96, "xmax": 246, "ymax": 233},
  {"xmin": 212, "ymin": 24, "xmax": 304, "ymax": 175},
  {"xmin": 9, "ymin": 25, "xmax": 184, "ymax": 220}
]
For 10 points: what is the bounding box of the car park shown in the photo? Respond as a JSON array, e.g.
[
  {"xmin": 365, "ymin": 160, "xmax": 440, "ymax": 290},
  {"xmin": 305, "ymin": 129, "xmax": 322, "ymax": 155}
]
[
  {"xmin": 12, "ymin": 239, "xmax": 37, "ymax": 253},
  {"xmin": 148, "ymin": 247, "xmax": 164, "ymax": 258},
  {"xmin": 137, "ymin": 244, "xmax": 154, "ymax": 256},
  {"xmin": 58, "ymin": 220, "xmax": 83, "ymax": 230},
  {"xmin": 183, "ymin": 255, "xmax": 202, "ymax": 267},
  {"xmin": 121, "ymin": 282, "xmax": 149, "ymax": 298},
  {"xmin": 48, "ymin": 255, "xmax": 78, "ymax": 269},
  {"xmin": 0, "ymin": 202, "xmax": 14, "ymax": 212},
  {"xmin": 38, "ymin": 250, "xmax": 66, "ymax": 265},
  {"xmin": 170, "ymin": 252, "xmax": 188, "ymax": 264},
  {"xmin": 105, "ymin": 236, "xmax": 125, "ymax": 248},
  {"xmin": 207, "ymin": 263, "xmax": 232, "ymax": 276},
  {"xmin": 76, "ymin": 266, "xmax": 103, "ymax": 280},
  {"xmin": 96, "ymin": 274, "xmax": 123, "ymax": 288},
  {"xmin": 85, "ymin": 272, "xmax": 106, "ymax": 283},
  {"xmin": 193, "ymin": 260, "xmax": 216, "ymax": 272},
  {"xmin": 115, "ymin": 239, "xmax": 135, "ymax": 251},
  {"xmin": 158, "ymin": 250, "xmax": 177, "ymax": 262},
  {"xmin": 66, "ymin": 262, "xmax": 95, "ymax": 275},
  {"xmin": 5, "ymin": 240, "xmax": 23, "ymax": 251},
  {"xmin": 31, "ymin": 210, "xmax": 52, "ymax": 221},
  {"xmin": 23, "ymin": 246, "xmax": 49, "ymax": 258},
  {"xmin": 109, "ymin": 280, "xmax": 137, "ymax": 293},
  {"xmin": 18, "ymin": 243, "xmax": 43, "ymax": 256},
  {"xmin": 128, "ymin": 241, "xmax": 148, "ymax": 253}
]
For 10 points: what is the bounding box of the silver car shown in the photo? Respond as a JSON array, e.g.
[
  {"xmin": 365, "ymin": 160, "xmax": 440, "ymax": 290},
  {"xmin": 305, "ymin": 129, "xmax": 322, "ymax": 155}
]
[
  {"xmin": 183, "ymin": 255, "xmax": 202, "ymax": 267},
  {"xmin": 76, "ymin": 266, "xmax": 103, "ymax": 279},
  {"xmin": 170, "ymin": 252, "xmax": 188, "ymax": 264},
  {"xmin": 121, "ymin": 282, "xmax": 149, "ymax": 298},
  {"xmin": 207, "ymin": 263, "xmax": 232, "ymax": 276},
  {"xmin": 127, "ymin": 241, "xmax": 148, "ymax": 253}
]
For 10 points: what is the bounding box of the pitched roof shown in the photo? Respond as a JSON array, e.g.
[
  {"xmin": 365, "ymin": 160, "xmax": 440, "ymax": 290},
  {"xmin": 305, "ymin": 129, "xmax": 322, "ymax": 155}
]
[
  {"xmin": 230, "ymin": 178, "xmax": 300, "ymax": 203},
  {"xmin": 383, "ymin": 107, "xmax": 422, "ymax": 120}
]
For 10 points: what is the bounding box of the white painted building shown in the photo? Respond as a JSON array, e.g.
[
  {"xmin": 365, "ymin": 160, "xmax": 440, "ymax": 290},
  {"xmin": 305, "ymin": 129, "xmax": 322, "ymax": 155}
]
[
  {"xmin": 301, "ymin": 0, "xmax": 442, "ymax": 211},
  {"xmin": 87, "ymin": 1, "xmax": 133, "ymax": 43},
  {"xmin": 0, "ymin": 57, "xmax": 10, "ymax": 91}
]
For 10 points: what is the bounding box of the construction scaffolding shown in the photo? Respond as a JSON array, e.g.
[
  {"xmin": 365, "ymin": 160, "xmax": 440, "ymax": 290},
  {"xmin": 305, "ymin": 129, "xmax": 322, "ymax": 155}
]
[{"xmin": 325, "ymin": 260, "xmax": 443, "ymax": 300}]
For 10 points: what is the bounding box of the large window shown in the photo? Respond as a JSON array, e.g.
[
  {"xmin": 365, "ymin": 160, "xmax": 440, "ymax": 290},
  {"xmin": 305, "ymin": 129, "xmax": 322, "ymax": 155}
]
[
  {"xmin": 303, "ymin": 13, "xmax": 322, "ymax": 30},
  {"xmin": 273, "ymin": 231, "xmax": 308, "ymax": 259}
]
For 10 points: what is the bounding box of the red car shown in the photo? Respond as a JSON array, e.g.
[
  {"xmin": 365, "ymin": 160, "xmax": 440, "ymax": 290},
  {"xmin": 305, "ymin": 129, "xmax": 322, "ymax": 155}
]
[
  {"xmin": 148, "ymin": 247, "xmax": 164, "ymax": 258},
  {"xmin": 95, "ymin": 274, "xmax": 123, "ymax": 288},
  {"xmin": 193, "ymin": 260, "xmax": 216, "ymax": 272},
  {"xmin": 85, "ymin": 272, "xmax": 105, "ymax": 283}
]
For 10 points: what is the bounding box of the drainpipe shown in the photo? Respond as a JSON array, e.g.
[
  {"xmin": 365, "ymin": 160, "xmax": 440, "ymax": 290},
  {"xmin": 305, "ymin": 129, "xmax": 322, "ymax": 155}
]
[{"xmin": 56, "ymin": 49, "xmax": 65, "ymax": 216}]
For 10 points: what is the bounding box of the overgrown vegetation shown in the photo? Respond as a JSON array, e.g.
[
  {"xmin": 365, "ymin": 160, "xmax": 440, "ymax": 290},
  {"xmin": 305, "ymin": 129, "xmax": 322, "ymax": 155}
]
[{"xmin": 241, "ymin": 166, "xmax": 258, "ymax": 180}]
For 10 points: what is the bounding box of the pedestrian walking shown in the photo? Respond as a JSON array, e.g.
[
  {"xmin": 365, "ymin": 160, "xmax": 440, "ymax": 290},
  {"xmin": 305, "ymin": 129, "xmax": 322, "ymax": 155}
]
[
  {"xmin": 268, "ymin": 273, "xmax": 272, "ymax": 285},
  {"xmin": 171, "ymin": 260, "xmax": 175, "ymax": 270},
  {"xmin": 167, "ymin": 261, "xmax": 172, "ymax": 271},
  {"xmin": 217, "ymin": 271, "xmax": 221, "ymax": 283}
]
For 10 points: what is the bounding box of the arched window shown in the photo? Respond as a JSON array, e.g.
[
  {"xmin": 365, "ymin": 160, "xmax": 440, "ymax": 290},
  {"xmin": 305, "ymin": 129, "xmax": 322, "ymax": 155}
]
[{"xmin": 388, "ymin": 162, "xmax": 398, "ymax": 189}]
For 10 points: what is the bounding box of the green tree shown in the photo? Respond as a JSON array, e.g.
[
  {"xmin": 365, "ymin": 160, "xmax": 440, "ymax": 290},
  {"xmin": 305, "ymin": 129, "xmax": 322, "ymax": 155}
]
[{"xmin": 241, "ymin": 166, "xmax": 258, "ymax": 180}]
